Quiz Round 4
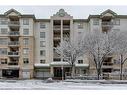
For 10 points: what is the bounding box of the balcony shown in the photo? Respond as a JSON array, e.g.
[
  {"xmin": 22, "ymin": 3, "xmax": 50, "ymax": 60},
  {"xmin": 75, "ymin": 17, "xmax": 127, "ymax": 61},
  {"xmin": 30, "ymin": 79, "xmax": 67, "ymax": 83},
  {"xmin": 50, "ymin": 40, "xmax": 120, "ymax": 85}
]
[
  {"xmin": 8, "ymin": 21, "xmax": 20, "ymax": 27},
  {"xmin": 53, "ymin": 36, "xmax": 61, "ymax": 40},
  {"xmin": 53, "ymin": 25, "xmax": 61, "ymax": 30},
  {"xmin": 8, "ymin": 32, "xmax": 20, "ymax": 36},
  {"xmin": 102, "ymin": 62, "xmax": 113, "ymax": 69},
  {"xmin": 101, "ymin": 22, "xmax": 113, "ymax": 27},
  {"xmin": 8, "ymin": 41, "xmax": 19, "ymax": 47},
  {"xmin": 8, "ymin": 62, "xmax": 18, "ymax": 65},
  {"xmin": 63, "ymin": 25, "xmax": 70, "ymax": 30},
  {"xmin": 8, "ymin": 52, "xmax": 19, "ymax": 57}
]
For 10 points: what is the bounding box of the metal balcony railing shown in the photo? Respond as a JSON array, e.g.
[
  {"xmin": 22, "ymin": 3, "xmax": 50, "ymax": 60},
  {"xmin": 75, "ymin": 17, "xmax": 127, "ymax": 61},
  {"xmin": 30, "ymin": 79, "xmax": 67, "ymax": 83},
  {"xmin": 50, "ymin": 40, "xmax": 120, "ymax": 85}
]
[
  {"xmin": 53, "ymin": 25, "xmax": 61, "ymax": 30},
  {"xmin": 63, "ymin": 25, "xmax": 70, "ymax": 30},
  {"xmin": 8, "ymin": 62, "xmax": 18, "ymax": 65},
  {"xmin": 8, "ymin": 52, "xmax": 19, "ymax": 56},
  {"xmin": 8, "ymin": 41, "xmax": 19, "ymax": 46},
  {"xmin": 101, "ymin": 22, "xmax": 113, "ymax": 26},
  {"xmin": 8, "ymin": 21, "xmax": 20, "ymax": 26},
  {"xmin": 9, "ymin": 32, "xmax": 20, "ymax": 36}
]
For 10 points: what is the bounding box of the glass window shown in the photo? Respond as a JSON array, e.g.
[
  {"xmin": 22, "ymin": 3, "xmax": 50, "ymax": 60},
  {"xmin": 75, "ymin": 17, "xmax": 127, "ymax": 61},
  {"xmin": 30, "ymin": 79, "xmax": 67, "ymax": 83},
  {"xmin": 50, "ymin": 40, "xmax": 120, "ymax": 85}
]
[
  {"xmin": 78, "ymin": 60, "xmax": 83, "ymax": 64},
  {"xmin": 40, "ymin": 22, "xmax": 46, "ymax": 28},
  {"xmin": 78, "ymin": 23, "xmax": 83, "ymax": 29},
  {"xmin": 40, "ymin": 41, "xmax": 46, "ymax": 47},
  {"xmin": 23, "ymin": 19, "xmax": 29, "ymax": 25},
  {"xmin": 93, "ymin": 19, "xmax": 99, "ymax": 25},
  {"xmin": 0, "ymin": 38, "xmax": 7, "ymax": 45},
  {"xmin": 0, "ymin": 28, "xmax": 8, "ymax": 34},
  {"xmin": 23, "ymin": 58, "xmax": 29, "ymax": 64},
  {"xmin": 0, "ymin": 48, "xmax": 7, "ymax": 55},
  {"xmin": 23, "ymin": 48, "xmax": 29, "ymax": 55},
  {"xmin": 0, "ymin": 59, "xmax": 7, "ymax": 64},
  {"xmin": 0, "ymin": 18, "xmax": 8, "ymax": 25},
  {"xmin": 23, "ymin": 29, "xmax": 29, "ymax": 35},
  {"xmin": 113, "ymin": 19, "xmax": 120, "ymax": 25},
  {"xmin": 40, "ymin": 32, "xmax": 45, "ymax": 38},
  {"xmin": 40, "ymin": 60, "xmax": 46, "ymax": 63},
  {"xmin": 40, "ymin": 50, "xmax": 46, "ymax": 56},
  {"xmin": 23, "ymin": 38, "xmax": 29, "ymax": 45}
]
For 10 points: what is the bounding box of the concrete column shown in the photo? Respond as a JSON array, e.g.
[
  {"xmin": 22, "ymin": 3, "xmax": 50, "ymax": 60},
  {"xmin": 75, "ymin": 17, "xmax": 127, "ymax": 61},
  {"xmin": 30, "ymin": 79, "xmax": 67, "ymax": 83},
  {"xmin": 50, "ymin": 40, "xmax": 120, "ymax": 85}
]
[
  {"xmin": 50, "ymin": 66, "xmax": 54, "ymax": 78},
  {"xmin": 0, "ymin": 69, "xmax": 2, "ymax": 78}
]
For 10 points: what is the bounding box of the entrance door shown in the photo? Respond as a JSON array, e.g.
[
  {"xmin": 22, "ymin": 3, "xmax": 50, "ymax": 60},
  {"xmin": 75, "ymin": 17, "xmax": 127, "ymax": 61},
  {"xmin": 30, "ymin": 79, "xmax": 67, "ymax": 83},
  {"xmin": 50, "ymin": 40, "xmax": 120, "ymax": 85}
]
[
  {"xmin": 53, "ymin": 67, "xmax": 62, "ymax": 79},
  {"xmin": 2, "ymin": 69, "xmax": 19, "ymax": 78}
]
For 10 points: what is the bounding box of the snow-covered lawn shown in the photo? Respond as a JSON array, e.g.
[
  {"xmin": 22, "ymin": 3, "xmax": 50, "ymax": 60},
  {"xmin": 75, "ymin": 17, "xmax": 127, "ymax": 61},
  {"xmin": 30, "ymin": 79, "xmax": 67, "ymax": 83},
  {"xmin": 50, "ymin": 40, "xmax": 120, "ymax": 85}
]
[{"xmin": 0, "ymin": 79, "xmax": 127, "ymax": 90}]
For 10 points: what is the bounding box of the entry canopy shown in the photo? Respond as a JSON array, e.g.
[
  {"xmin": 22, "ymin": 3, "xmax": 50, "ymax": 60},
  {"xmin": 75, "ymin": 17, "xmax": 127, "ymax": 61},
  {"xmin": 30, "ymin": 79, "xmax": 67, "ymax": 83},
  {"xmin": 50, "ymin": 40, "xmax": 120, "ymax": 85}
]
[{"xmin": 34, "ymin": 62, "xmax": 89, "ymax": 67}]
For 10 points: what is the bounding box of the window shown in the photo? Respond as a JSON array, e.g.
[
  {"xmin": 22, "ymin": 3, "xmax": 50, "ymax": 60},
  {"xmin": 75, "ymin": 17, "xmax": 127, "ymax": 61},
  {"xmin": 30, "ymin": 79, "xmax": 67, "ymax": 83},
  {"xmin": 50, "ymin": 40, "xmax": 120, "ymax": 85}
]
[
  {"xmin": 113, "ymin": 19, "xmax": 120, "ymax": 25},
  {"xmin": 0, "ymin": 48, "xmax": 7, "ymax": 55},
  {"xmin": 23, "ymin": 19, "xmax": 29, "ymax": 25},
  {"xmin": 0, "ymin": 28, "xmax": 8, "ymax": 34},
  {"xmin": 23, "ymin": 58, "xmax": 29, "ymax": 64},
  {"xmin": 40, "ymin": 50, "xmax": 46, "ymax": 56},
  {"xmin": 40, "ymin": 23, "xmax": 46, "ymax": 28},
  {"xmin": 78, "ymin": 60, "xmax": 83, "ymax": 64},
  {"xmin": 23, "ymin": 38, "xmax": 29, "ymax": 45},
  {"xmin": 40, "ymin": 41, "xmax": 46, "ymax": 47},
  {"xmin": 0, "ymin": 59, "xmax": 7, "ymax": 64},
  {"xmin": 0, "ymin": 38, "xmax": 7, "ymax": 45},
  {"xmin": 23, "ymin": 29, "xmax": 29, "ymax": 35},
  {"xmin": 93, "ymin": 19, "xmax": 99, "ymax": 25},
  {"xmin": 0, "ymin": 18, "xmax": 8, "ymax": 25},
  {"xmin": 23, "ymin": 48, "xmax": 29, "ymax": 55},
  {"xmin": 40, "ymin": 60, "xmax": 46, "ymax": 63},
  {"xmin": 78, "ymin": 23, "xmax": 83, "ymax": 29},
  {"xmin": 40, "ymin": 32, "xmax": 45, "ymax": 38}
]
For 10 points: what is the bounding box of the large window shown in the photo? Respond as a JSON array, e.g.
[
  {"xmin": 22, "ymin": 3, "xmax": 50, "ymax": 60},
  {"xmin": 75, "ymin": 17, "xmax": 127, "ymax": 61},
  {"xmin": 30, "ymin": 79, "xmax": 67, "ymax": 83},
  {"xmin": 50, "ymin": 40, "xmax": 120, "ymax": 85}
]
[
  {"xmin": 78, "ymin": 60, "xmax": 83, "ymax": 64},
  {"xmin": 40, "ymin": 22, "xmax": 46, "ymax": 28},
  {"xmin": 23, "ymin": 19, "xmax": 29, "ymax": 25},
  {"xmin": 0, "ymin": 38, "xmax": 8, "ymax": 45},
  {"xmin": 93, "ymin": 19, "xmax": 99, "ymax": 25},
  {"xmin": 0, "ymin": 59, "xmax": 7, "ymax": 64},
  {"xmin": 40, "ymin": 50, "xmax": 46, "ymax": 56},
  {"xmin": 23, "ymin": 48, "xmax": 29, "ymax": 55},
  {"xmin": 40, "ymin": 41, "xmax": 46, "ymax": 47},
  {"xmin": 0, "ymin": 48, "xmax": 7, "ymax": 55},
  {"xmin": 23, "ymin": 38, "xmax": 29, "ymax": 45},
  {"xmin": 0, "ymin": 28, "xmax": 8, "ymax": 34},
  {"xmin": 0, "ymin": 18, "xmax": 8, "ymax": 25},
  {"xmin": 23, "ymin": 58, "xmax": 29, "ymax": 64},
  {"xmin": 40, "ymin": 32, "xmax": 45, "ymax": 38},
  {"xmin": 23, "ymin": 29, "xmax": 29, "ymax": 35},
  {"xmin": 113, "ymin": 19, "xmax": 120, "ymax": 25},
  {"xmin": 78, "ymin": 23, "xmax": 83, "ymax": 29},
  {"xmin": 40, "ymin": 59, "xmax": 46, "ymax": 64}
]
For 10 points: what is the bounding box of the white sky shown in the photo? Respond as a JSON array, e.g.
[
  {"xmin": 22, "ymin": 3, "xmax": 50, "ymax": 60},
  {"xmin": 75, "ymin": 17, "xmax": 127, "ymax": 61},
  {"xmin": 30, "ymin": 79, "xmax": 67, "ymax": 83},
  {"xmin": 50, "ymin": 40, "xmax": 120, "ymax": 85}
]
[{"xmin": 1, "ymin": 6, "xmax": 127, "ymax": 19}]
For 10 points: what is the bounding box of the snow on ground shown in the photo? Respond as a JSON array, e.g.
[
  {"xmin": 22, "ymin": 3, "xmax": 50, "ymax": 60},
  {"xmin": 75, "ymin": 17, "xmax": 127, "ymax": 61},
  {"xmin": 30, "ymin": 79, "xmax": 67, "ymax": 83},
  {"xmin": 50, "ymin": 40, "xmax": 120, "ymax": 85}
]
[{"xmin": 0, "ymin": 79, "xmax": 127, "ymax": 90}]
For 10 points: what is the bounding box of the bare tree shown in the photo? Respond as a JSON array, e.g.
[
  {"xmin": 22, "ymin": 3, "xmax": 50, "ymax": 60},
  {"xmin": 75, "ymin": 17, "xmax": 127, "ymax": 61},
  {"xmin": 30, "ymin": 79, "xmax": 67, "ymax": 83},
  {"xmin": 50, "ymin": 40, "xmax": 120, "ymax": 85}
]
[
  {"xmin": 113, "ymin": 31, "xmax": 127, "ymax": 80},
  {"xmin": 55, "ymin": 37, "xmax": 85, "ymax": 78},
  {"xmin": 83, "ymin": 31, "xmax": 118, "ymax": 80}
]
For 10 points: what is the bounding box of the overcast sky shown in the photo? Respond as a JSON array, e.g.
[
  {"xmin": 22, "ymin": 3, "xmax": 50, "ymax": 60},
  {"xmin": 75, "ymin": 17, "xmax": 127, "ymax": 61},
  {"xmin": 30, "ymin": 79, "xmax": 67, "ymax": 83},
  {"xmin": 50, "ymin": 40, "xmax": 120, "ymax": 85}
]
[{"xmin": 1, "ymin": 6, "xmax": 127, "ymax": 19}]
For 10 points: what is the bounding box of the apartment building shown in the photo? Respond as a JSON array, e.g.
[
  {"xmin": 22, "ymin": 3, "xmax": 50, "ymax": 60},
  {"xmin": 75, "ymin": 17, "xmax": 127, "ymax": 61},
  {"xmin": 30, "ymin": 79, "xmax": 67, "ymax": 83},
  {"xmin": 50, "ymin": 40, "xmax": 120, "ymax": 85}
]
[{"xmin": 0, "ymin": 8, "xmax": 127, "ymax": 79}]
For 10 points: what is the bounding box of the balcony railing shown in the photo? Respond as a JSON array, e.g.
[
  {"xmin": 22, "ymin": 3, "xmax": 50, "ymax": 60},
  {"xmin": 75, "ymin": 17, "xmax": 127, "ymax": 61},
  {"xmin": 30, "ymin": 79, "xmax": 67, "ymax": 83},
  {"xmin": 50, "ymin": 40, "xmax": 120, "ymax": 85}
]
[
  {"xmin": 8, "ymin": 52, "xmax": 19, "ymax": 57},
  {"xmin": 8, "ymin": 62, "xmax": 18, "ymax": 65},
  {"xmin": 63, "ymin": 25, "xmax": 70, "ymax": 30},
  {"xmin": 8, "ymin": 21, "xmax": 20, "ymax": 27},
  {"xmin": 8, "ymin": 41, "xmax": 19, "ymax": 46},
  {"xmin": 53, "ymin": 25, "xmax": 61, "ymax": 30},
  {"xmin": 9, "ymin": 32, "xmax": 20, "ymax": 36},
  {"xmin": 101, "ymin": 22, "xmax": 113, "ymax": 27}
]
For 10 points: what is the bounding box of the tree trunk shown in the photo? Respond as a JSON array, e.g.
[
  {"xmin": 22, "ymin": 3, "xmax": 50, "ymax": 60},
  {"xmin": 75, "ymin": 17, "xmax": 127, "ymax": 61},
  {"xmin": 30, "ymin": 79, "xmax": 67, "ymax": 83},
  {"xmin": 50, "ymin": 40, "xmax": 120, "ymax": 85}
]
[
  {"xmin": 71, "ymin": 66, "xmax": 75, "ymax": 79},
  {"xmin": 97, "ymin": 69, "xmax": 100, "ymax": 80},
  {"xmin": 120, "ymin": 54, "xmax": 123, "ymax": 80}
]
